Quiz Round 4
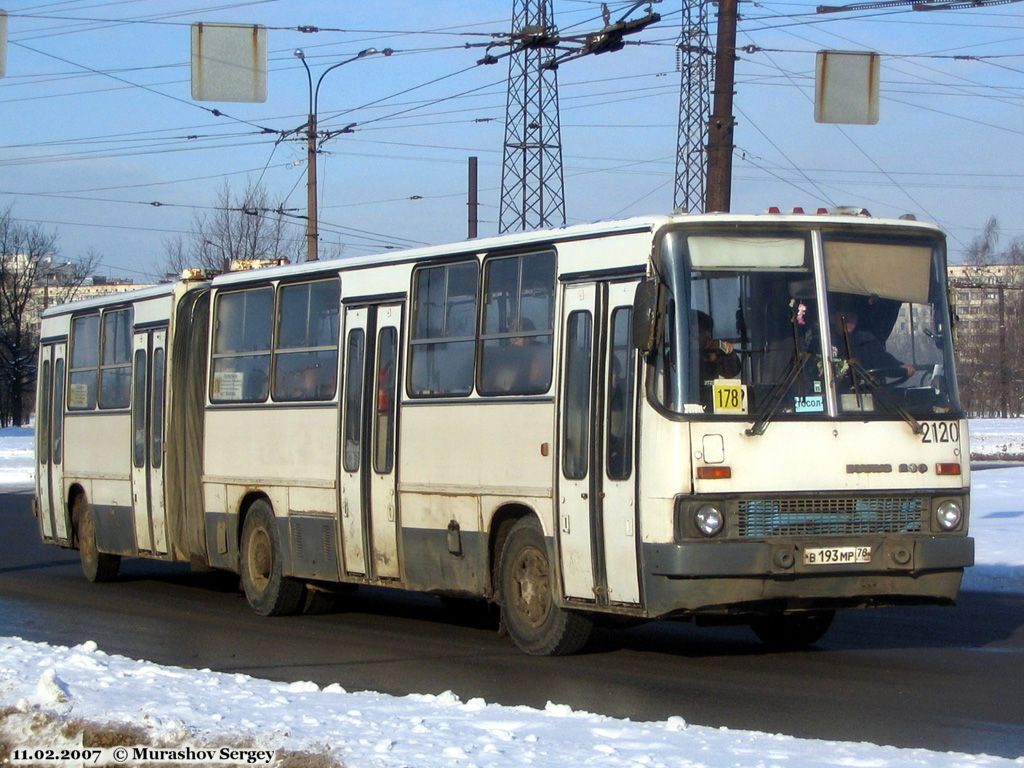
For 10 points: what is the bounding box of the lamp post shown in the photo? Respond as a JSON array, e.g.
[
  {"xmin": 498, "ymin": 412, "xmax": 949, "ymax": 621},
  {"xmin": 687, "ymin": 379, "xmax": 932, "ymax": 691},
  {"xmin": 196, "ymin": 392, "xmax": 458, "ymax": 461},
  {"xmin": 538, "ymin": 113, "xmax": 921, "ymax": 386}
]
[{"xmin": 294, "ymin": 47, "xmax": 392, "ymax": 262}]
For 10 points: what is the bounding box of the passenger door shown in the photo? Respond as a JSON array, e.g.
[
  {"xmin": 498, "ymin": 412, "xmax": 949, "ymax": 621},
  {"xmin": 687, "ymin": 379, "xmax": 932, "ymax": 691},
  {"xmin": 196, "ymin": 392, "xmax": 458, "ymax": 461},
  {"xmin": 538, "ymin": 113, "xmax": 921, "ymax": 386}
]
[
  {"xmin": 368, "ymin": 304, "xmax": 402, "ymax": 579},
  {"xmin": 339, "ymin": 303, "xmax": 403, "ymax": 580},
  {"xmin": 37, "ymin": 342, "xmax": 69, "ymax": 543},
  {"xmin": 340, "ymin": 307, "xmax": 369, "ymax": 576},
  {"xmin": 557, "ymin": 280, "xmax": 641, "ymax": 606},
  {"xmin": 130, "ymin": 328, "xmax": 169, "ymax": 554}
]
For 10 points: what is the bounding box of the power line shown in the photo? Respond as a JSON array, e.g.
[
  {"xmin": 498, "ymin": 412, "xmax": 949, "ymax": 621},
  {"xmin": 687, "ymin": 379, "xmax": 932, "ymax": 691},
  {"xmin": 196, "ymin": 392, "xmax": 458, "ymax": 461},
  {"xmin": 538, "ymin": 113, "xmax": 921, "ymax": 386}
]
[{"xmin": 10, "ymin": 41, "xmax": 280, "ymax": 134}]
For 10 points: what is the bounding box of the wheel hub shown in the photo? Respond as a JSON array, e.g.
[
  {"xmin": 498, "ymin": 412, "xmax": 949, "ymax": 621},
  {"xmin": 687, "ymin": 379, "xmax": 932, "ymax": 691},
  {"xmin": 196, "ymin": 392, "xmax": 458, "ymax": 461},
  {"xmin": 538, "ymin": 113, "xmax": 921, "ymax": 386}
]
[
  {"xmin": 249, "ymin": 529, "xmax": 272, "ymax": 592},
  {"xmin": 512, "ymin": 546, "xmax": 550, "ymax": 628}
]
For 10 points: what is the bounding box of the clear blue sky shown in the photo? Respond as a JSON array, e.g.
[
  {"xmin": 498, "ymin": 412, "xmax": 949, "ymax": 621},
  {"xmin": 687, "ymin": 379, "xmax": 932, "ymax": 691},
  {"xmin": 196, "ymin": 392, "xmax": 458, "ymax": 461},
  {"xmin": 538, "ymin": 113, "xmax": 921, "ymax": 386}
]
[{"xmin": 2, "ymin": 0, "xmax": 1022, "ymax": 282}]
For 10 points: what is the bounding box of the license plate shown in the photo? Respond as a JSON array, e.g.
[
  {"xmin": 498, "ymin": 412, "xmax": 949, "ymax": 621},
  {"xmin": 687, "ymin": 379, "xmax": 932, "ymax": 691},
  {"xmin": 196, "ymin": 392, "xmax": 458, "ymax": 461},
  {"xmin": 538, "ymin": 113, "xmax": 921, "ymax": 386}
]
[{"xmin": 803, "ymin": 546, "xmax": 872, "ymax": 566}]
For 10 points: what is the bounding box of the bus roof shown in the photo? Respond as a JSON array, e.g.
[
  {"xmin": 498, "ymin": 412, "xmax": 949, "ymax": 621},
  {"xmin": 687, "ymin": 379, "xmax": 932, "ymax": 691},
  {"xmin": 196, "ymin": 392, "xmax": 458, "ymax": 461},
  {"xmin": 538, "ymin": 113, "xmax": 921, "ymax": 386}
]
[
  {"xmin": 210, "ymin": 210, "xmax": 943, "ymax": 289},
  {"xmin": 39, "ymin": 211, "xmax": 945, "ymax": 315},
  {"xmin": 39, "ymin": 282, "xmax": 177, "ymax": 320}
]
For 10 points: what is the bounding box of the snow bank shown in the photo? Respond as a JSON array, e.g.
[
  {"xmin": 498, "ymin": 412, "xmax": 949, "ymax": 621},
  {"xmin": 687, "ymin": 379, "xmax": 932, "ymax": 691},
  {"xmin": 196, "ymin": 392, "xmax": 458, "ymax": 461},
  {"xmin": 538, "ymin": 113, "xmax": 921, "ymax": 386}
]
[{"xmin": 0, "ymin": 637, "xmax": 1018, "ymax": 768}]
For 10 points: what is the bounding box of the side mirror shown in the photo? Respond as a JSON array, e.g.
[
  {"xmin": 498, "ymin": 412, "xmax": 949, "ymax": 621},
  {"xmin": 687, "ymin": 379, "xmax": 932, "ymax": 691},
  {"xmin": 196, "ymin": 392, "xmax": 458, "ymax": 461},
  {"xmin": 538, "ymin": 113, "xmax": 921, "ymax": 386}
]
[{"xmin": 632, "ymin": 279, "xmax": 664, "ymax": 355}]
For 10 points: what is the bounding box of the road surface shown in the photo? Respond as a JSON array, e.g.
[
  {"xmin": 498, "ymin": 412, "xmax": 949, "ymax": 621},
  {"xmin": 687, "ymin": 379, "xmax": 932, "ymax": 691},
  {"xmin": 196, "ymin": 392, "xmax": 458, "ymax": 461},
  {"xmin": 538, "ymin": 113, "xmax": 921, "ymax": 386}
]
[{"xmin": 1, "ymin": 489, "xmax": 1021, "ymax": 758}]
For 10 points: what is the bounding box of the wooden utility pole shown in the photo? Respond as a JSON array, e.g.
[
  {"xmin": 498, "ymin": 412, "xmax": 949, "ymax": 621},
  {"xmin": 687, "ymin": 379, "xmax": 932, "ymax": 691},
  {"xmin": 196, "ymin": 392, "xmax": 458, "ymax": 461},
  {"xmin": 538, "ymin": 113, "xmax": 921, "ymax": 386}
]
[
  {"xmin": 468, "ymin": 156, "xmax": 479, "ymax": 239},
  {"xmin": 705, "ymin": 0, "xmax": 738, "ymax": 212}
]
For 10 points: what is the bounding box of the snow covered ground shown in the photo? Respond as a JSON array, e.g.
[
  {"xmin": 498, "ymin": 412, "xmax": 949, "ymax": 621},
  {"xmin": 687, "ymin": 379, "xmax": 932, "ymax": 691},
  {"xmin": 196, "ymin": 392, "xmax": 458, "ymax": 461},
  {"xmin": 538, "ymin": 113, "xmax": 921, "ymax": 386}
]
[{"xmin": 1, "ymin": 422, "xmax": 1022, "ymax": 767}]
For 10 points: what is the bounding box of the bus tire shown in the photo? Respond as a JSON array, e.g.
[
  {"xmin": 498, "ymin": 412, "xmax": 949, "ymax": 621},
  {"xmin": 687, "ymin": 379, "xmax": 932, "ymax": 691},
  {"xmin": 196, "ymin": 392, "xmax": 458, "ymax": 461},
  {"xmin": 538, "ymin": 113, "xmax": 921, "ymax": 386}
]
[
  {"xmin": 749, "ymin": 610, "xmax": 835, "ymax": 649},
  {"xmin": 77, "ymin": 501, "xmax": 120, "ymax": 583},
  {"xmin": 240, "ymin": 500, "xmax": 304, "ymax": 617},
  {"xmin": 497, "ymin": 517, "xmax": 592, "ymax": 656}
]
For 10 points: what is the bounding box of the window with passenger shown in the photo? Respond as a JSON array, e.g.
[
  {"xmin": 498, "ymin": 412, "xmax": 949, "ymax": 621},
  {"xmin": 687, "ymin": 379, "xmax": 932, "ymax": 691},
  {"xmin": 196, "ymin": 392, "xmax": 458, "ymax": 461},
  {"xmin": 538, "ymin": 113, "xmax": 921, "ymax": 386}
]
[
  {"xmin": 272, "ymin": 278, "xmax": 340, "ymax": 402},
  {"xmin": 409, "ymin": 261, "xmax": 478, "ymax": 396},
  {"xmin": 479, "ymin": 251, "xmax": 555, "ymax": 396}
]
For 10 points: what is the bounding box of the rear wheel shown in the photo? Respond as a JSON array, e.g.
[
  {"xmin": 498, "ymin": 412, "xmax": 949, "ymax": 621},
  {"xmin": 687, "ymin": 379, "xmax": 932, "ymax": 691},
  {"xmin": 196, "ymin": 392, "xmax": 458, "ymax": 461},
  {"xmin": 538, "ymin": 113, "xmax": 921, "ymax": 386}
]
[
  {"xmin": 497, "ymin": 518, "xmax": 592, "ymax": 656},
  {"xmin": 749, "ymin": 610, "xmax": 835, "ymax": 649},
  {"xmin": 76, "ymin": 499, "xmax": 120, "ymax": 583},
  {"xmin": 240, "ymin": 500, "xmax": 304, "ymax": 616}
]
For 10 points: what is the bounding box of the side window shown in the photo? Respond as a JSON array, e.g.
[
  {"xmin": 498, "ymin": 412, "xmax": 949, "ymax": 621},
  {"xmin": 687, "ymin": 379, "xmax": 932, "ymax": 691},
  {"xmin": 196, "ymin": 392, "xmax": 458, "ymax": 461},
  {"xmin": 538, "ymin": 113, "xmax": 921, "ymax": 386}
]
[
  {"xmin": 409, "ymin": 261, "xmax": 478, "ymax": 396},
  {"xmin": 38, "ymin": 359, "xmax": 51, "ymax": 465},
  {"xmin": 607, "ymin": 308, "xmax": 635, "ymax": 480},
  {"xmin": 51, "ymin": 360, "xmax": 64, "ymax": 466},
  {"xmin": 52, "ymin": 358, "xmax": 64, "ymax": 464},
  {"xmin": 272, "ymin": 278, "xmax": 340, "ymax": 402},
  {"xmin": 562, "ymin": 311, "xmax": 593, "ymax": 480},
  {"xmin": 68, "ymin": 314, "xmax": 99, "ymax": 410},
  {"xmin": 479, "ymin": 251, "xmax": 555, "ymax": 395},
  {"xmin": 99, "ymin": 309, "xmax": 132, "ymax": 409},
  {"xmin": 343, "ymin": 329, "xmax": 365, "ymax": 473},
  {"xmin": 132, "ymin": 349, "xmax": 147, "ymax": 468},
  {"xmin": 374, "ymin": 327, "xmax": 398, "ymax": 474},
  {"xmin": 210, "ymin": 287, "xmax": 273, "ymax": 403},
  {"xmin": 151, "ymin": 348, "xmax": 165, "ymax": 469}
]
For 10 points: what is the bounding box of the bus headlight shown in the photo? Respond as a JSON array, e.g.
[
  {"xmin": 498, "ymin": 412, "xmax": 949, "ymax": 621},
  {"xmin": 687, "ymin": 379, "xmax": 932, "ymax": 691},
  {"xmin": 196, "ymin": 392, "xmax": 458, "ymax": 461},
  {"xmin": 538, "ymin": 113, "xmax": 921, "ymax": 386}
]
[
  {"xmin": 695, "ymin": 505, "xmax": 725, "ymax": 537},
  {"xmin": 936, "ymin": 500, "xmax": 962, "ymax": 531}
]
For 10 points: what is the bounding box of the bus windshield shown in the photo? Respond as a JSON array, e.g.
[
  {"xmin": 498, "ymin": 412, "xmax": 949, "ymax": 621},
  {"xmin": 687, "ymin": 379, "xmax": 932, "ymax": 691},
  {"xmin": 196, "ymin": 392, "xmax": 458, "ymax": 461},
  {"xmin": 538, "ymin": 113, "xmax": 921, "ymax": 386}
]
[{"xmin": 653, "ymin": 226, "xmax": 961, "ymax": 420}]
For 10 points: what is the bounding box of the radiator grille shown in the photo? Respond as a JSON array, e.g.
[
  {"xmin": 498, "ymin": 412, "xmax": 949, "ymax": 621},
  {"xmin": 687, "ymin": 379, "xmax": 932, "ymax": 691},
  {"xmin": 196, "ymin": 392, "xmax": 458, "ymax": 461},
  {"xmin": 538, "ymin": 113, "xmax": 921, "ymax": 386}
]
[{"xmin": 737, "ymin": 497, "xmax": 925, "ymax": 537}]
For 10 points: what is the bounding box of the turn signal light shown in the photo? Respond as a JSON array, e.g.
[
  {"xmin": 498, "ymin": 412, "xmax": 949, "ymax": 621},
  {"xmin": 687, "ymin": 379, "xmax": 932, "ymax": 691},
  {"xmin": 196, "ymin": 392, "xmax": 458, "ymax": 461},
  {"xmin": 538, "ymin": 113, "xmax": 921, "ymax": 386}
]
[
  {"xmin": 697, "ymin": 466, "xmax": 732, "ymax": 480},
  {"xmin": 935, "ymin": 463, "xmax": 961, "ymax": 476}
]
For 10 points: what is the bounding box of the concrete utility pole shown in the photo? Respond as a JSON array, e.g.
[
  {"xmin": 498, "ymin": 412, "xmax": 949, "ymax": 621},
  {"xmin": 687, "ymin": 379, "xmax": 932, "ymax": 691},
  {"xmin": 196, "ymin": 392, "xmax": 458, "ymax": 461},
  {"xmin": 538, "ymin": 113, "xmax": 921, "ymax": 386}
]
[{"xmin": 294, "ymin": 47, "xmax": 391, "ymax": 262}]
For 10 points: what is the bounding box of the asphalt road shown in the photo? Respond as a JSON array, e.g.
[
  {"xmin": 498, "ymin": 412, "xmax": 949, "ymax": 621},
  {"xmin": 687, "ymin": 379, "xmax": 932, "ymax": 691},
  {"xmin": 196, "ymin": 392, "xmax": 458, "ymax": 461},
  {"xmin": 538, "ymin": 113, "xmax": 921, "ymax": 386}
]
[{"xmin": 1, "ymin": 489, "xmax": 1022, "ymax": 759}]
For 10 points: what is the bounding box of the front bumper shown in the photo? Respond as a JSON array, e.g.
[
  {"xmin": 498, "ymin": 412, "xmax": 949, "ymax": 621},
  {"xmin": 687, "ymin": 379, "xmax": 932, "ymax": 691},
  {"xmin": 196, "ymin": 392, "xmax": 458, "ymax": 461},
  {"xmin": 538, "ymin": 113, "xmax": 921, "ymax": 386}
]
[
  {"xmin": 641, "ymin": 535, "xmax": 974, "ymax": 617},
  {"xmin": 648, "ymin": 535, "xmax": 974, "ymax": 577}
]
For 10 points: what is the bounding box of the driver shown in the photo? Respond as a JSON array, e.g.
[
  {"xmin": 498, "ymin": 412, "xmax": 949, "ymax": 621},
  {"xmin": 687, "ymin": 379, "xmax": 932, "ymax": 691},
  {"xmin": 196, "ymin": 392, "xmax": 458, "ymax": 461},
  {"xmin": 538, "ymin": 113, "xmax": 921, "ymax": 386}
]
[{"xmin": 831, "ymin": 309, "xmax": 915, "ymax": 380}]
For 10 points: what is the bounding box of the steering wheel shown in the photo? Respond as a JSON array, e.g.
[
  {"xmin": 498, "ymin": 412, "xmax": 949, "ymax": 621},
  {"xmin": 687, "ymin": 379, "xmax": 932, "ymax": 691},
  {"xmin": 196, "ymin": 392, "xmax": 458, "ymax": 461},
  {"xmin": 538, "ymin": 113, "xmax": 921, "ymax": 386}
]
[{"xmin": 866, "ymin": 366, "xmax": 911, "ymax": 386}]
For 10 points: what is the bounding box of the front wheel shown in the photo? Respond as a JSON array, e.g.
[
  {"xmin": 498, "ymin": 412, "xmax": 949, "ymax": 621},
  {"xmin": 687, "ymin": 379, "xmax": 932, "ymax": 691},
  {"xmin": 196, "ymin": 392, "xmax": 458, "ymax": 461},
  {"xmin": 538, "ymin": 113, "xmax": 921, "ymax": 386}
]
[
  {"xmin": 749, "ymin": 610, "xmax": 835, "ymax": 650},
  {"xmin": 497, "ymin": 518, "xmax": 592, "ymax": 656},
  {"xmin": 76, "ymin": 499, "xmax": 120, "ymax": 583},
  {"xmin": 240, "ymin": 500, "xmax": 304, "ymax": 616}
]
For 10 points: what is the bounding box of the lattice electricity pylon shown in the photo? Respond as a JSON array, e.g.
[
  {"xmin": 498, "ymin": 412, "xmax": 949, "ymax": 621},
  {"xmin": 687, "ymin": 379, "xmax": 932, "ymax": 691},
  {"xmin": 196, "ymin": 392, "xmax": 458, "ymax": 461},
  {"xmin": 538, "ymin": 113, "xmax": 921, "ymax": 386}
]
[
  {"xmin": 674, "ymin": 0, "xmax": 713, "ymax": 213},
  {"xmin": 498, "ymin": 0, "xmax": 566, "ymax": 234}
]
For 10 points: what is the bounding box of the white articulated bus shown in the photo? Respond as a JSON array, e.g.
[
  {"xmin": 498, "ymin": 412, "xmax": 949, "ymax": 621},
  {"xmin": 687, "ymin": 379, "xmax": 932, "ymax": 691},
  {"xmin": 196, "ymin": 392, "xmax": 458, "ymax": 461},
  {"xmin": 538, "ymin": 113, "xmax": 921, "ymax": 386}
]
[{"xmin": 34, "ymin": 211, "xmax": 973, "ymax": 655}]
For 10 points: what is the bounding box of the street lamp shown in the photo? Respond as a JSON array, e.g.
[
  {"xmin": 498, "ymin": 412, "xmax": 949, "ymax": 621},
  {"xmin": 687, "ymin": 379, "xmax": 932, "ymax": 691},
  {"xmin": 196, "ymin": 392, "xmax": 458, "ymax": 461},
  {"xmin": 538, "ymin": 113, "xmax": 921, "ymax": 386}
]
[{"xmin": 294, "ymin": 47, "xmax": 392, "ymax": 262}]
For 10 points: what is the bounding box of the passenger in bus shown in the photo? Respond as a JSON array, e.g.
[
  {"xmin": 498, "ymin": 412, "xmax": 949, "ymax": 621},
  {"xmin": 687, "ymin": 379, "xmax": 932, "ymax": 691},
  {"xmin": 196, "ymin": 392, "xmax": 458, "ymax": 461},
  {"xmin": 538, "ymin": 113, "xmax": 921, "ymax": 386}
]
[
  {"xmin": 607, "ymin": 357, "xmax": 630, "ymax": 477},
  {"xmin": 285, "ymin": 364, "xmax": 331, "ymax": 401},
  {"xmin": 697, "ymin": 311, "xmax": 741, "ymax": 380},
  {"xmin": 831, "ymin": 308, "xmax": 915, "ymax": 381},
  {"xmin": 486, "ymin": 319, "xmax": 550, "ymax": 393}
]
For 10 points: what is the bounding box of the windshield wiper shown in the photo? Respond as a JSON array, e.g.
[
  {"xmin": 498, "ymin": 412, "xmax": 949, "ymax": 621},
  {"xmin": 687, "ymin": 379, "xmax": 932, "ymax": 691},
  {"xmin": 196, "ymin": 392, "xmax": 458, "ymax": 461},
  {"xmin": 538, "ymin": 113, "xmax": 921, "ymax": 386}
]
[
  {"xmin": 746, "ymin": 351, "xmax": 810, "ymax": 436},
  {"xmin": 845, "ymin": 358, "xmax": 923, "ymax": 435}
]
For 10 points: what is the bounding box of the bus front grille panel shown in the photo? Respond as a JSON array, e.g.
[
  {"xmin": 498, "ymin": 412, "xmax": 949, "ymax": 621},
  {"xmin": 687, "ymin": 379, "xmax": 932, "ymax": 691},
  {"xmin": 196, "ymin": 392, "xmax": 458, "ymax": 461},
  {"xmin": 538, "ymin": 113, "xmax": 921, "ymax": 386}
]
[{"xmin": 737, "ymin": 497, "xmax": 926, "ymax": 537}]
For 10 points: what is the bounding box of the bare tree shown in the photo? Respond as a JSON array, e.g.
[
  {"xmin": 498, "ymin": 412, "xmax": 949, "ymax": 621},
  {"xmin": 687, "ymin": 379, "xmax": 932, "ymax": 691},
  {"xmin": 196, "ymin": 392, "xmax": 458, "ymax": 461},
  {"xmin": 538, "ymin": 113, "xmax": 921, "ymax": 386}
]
[
  {"xmin": 0, "ymin": 207, "xmax": 97, "ymax": 426},
  {"xmin": 966, "ymin": 217, "xmax": 1024, "ymax": 266},
  {"xmin": 163, "ymin": 179, "xmax": 304, "ymax": 275},
  {"xmin": 955, "ymin": 217, "xmax": 1024, "ymax": 417}
]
